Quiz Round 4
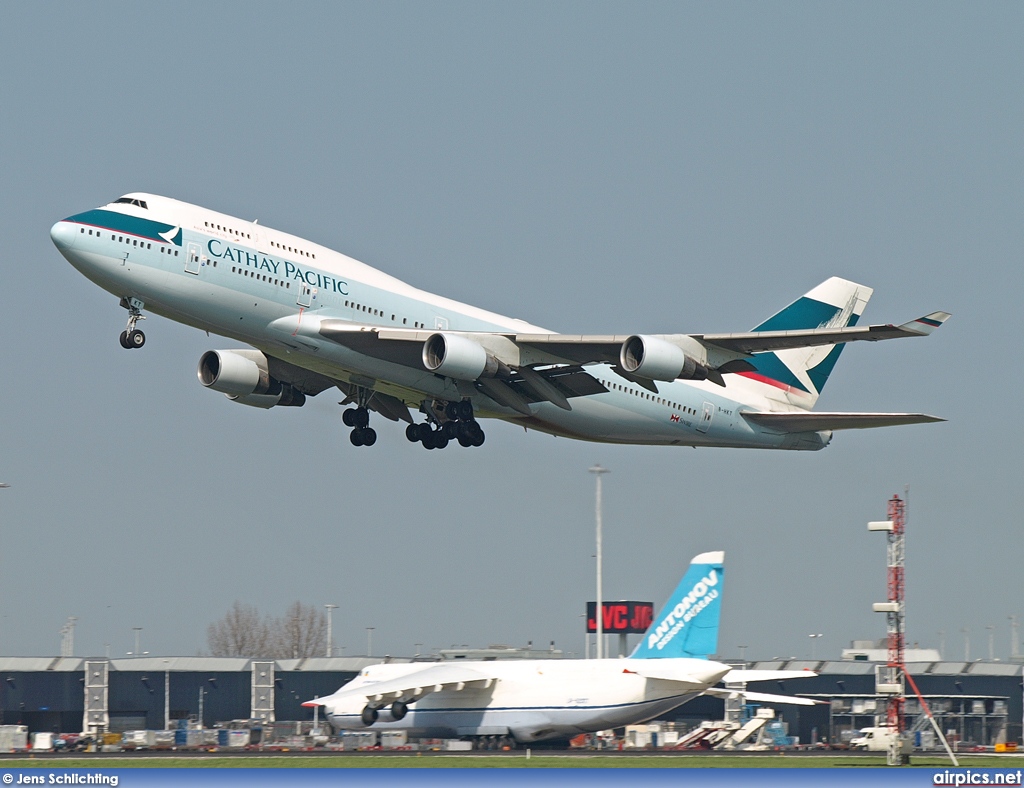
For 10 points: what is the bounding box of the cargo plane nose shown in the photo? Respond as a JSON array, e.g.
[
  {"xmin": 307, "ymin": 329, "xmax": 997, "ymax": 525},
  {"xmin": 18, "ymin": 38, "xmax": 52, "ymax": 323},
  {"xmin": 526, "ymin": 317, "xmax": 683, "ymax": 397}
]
[{"xmin": 50, "ymin": 220, "xmax": 78, "ymax": 251}]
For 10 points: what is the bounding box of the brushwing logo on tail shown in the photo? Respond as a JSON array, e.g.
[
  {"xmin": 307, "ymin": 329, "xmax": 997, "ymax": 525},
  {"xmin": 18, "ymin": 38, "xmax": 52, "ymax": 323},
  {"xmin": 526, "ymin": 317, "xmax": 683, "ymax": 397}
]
[{"xmin": 647, "ymin": 568, "xmax": 719, "ymax": 652}]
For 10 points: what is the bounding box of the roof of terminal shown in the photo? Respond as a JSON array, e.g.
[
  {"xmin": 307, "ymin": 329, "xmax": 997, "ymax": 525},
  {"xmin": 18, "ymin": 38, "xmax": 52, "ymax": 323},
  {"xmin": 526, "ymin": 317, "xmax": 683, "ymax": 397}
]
[{"xmin": 0, "ymin": 656, "xmax": 401, "ymax": 672}]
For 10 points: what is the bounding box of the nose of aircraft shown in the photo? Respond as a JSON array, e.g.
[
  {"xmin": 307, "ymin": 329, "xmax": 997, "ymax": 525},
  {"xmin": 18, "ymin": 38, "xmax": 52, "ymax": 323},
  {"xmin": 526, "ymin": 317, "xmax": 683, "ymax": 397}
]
[{"xmin": 50, "ymin": 220, "xmax": 78, "ymax": 251}]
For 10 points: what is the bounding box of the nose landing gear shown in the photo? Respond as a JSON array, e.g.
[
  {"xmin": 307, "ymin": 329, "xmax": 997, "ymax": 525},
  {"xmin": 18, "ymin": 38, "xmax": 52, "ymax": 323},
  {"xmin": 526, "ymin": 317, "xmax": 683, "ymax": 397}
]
[{"xmin": 118, "ymin": 297, "xmax": 146, "ymax": 349}]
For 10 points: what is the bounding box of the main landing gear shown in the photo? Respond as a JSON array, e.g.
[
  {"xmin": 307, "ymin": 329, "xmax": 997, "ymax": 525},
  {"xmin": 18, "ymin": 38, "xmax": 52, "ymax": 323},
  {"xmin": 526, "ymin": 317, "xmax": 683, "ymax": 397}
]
[
  {"xmin": 118, "ymin": 297, "xmax": 146, "ymax": 349},
  {"xmin": 342, "ymin": 406, "xmax": 377, "ymax": 446},
  {"xmin": 406, "ymin": 400, "xmax": 484, "ymax": 450}
]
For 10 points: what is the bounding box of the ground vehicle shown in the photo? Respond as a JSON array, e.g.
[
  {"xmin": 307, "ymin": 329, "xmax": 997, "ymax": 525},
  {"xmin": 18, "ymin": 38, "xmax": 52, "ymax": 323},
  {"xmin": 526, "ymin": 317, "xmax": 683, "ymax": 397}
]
[{"xmin": 850, "ymin": 726, "xmax": 899, "ymax": 752}]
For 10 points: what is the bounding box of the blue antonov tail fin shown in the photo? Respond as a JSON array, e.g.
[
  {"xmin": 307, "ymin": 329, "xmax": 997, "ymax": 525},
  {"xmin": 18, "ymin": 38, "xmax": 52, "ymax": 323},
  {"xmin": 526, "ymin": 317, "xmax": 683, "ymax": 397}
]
[
  {"xmin": 743, "ymin": 277, "xmax": 873, "ymax": 407},
  {"xmin": 630, "ymin": 551, "xmax": 724, "ymax": 660}
]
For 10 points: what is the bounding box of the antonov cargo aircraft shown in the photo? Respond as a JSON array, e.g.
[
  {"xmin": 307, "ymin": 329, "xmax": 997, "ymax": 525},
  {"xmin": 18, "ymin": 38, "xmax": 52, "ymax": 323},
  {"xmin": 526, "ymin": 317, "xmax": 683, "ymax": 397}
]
[
  {"xmin": 303, "ymin": 552, "xmax": 814, "ymax": 744},
  {"xmin": 50, "ymin": 193, "xmax": 949, "ymax": 450}
]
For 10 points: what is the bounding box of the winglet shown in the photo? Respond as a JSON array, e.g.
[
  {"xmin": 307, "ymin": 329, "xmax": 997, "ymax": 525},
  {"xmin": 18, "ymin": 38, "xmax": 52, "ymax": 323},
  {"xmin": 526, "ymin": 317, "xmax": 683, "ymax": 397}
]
[{"xmin": 898, "ymin": 311, "xmax": 951, "ymax": 336}]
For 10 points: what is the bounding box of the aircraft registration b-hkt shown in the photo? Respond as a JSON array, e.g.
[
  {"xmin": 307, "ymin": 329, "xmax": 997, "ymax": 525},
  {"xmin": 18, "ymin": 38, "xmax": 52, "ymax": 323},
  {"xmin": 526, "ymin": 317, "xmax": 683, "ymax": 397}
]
[{"xmin": 51, "ymin": 194, "xmax": 950, "ymax": 450}]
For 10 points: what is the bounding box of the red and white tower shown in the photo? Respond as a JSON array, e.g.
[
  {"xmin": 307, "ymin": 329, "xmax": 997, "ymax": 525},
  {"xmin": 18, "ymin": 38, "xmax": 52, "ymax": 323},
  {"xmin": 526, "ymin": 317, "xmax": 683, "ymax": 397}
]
[
  {"xmin": 882, "ymin": 494, "xmax": 906, "ymax": 732},
  {"xmin": 869, "ymin": 495, "xmax": 906, "ymax": 731},
  {"xmin": 869, "ymin": 493, "xmax": 960, "ymax": 767}
]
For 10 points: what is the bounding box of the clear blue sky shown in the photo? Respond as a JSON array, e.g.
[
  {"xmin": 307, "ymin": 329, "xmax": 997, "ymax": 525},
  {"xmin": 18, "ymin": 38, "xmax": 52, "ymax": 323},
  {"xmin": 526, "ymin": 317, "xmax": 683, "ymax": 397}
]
[{"xmin": 1, "ymin": 2, "xmax": 1020, "ymax": 662}]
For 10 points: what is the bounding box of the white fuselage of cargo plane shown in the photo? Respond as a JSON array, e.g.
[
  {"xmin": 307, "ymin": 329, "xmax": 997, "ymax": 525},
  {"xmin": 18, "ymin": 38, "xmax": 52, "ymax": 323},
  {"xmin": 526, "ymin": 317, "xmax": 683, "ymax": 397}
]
[
  {"xmin": 315, "ymin": 658, "xmax": 730, "ymax": 742},
  {"xmin": 50, "ymin": 193, "xmax": 947, "ymax": 450}
]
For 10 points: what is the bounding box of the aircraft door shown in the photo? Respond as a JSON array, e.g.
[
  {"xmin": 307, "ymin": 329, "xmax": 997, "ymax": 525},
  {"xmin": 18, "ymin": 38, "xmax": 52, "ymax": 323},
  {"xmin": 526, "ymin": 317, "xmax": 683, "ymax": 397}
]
[
  {"xmin": 697, "ymin": 401, "xmax": 714, "ymax": 433},
  {"xmin": 297, "ymin": 285, "xmax": 317, "ymax": 308},
  {"xmin": 185, "ymin": 242, "xmax": 203, "ymax": 275}
]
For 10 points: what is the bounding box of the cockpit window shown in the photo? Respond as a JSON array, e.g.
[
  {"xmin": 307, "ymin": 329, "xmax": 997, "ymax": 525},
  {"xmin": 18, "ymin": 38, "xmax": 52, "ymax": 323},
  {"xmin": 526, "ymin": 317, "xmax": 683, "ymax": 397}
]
[{"xmin": 114, "ymin": 197, "xmax": 148, "ymax": 209}]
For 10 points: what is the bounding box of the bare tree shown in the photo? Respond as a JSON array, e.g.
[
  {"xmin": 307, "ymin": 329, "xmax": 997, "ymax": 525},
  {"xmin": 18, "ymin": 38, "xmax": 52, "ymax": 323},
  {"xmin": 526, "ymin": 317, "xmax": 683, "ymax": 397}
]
[
  {"xmin": 207, "ymin": 600, "xmax": 327, "ymax": 659},
  {"xmin": 272, "ymin": 601, "xmax": 327, "ymax": 659},
  {"xmin": 206, "ymin": 601, "xmax": 272, "ymax": 657}
]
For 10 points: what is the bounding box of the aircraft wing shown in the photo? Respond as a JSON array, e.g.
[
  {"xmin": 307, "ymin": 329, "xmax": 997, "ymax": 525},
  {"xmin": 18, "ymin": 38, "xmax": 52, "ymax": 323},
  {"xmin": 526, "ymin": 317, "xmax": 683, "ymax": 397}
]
[
  {"xmin": 302, "ymin": 663, "xmax": 498, "ymax": 708},
  {"xmin": 317, "ymin": 311, "xmax": 950, "ymax": 399},
  {"xmin": 741, "ymin": 412, "xmax": 945, "ymax": 432}
]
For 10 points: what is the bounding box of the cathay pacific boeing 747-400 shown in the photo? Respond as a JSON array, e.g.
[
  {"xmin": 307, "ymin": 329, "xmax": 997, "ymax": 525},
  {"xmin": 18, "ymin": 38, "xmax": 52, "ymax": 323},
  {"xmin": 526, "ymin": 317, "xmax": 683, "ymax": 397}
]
[{"xmin": 51, "ymin": 193, "xmax": 949, "ymax": 450}]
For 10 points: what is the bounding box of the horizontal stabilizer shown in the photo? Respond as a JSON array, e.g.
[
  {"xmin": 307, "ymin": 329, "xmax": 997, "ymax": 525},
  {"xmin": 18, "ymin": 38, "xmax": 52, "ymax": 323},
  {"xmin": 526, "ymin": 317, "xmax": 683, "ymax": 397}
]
[
  {"xmin": 700, "ymin": 311, "xmax": 951, "ymax": 355},
  {"xmin": 705, "ymin": 687, "xmax": 818, "ymax": 706},
  {"xmin": 742, "ymin": 412, "xmax": 944, "ymax": 432},
  {"xmin": 723, "ymin": 669, "xmax": 817, "ymax": 683}
]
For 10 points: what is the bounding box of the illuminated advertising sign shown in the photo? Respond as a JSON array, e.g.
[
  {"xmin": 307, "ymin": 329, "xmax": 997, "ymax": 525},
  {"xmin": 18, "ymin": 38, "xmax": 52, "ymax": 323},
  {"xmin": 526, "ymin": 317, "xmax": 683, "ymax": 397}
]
[{"xmin": 585, "ymin": 601, "xmax": 654, "ymax": 634}]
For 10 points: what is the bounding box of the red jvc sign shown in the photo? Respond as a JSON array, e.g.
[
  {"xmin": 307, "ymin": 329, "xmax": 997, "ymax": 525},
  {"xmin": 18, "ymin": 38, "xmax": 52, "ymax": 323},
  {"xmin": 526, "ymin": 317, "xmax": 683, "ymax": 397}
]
[{"xmin": 585, "ymin": 601, "xmax": 653, "ymax": 634}]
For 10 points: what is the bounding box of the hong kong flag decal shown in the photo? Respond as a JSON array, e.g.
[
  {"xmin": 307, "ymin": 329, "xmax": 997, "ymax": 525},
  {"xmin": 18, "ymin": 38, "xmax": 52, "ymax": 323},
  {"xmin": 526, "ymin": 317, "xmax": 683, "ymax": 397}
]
[{"xmin": 670, "ymin": 414, "xmax": 680, "ymax": 423}]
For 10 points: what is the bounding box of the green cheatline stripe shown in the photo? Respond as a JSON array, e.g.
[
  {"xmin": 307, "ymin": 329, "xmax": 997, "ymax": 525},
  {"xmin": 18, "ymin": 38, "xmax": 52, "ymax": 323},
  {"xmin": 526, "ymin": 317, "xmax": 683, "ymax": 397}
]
[{"xmin": 66, "ymin": 209, "xmax": 181, "ymax": 245}]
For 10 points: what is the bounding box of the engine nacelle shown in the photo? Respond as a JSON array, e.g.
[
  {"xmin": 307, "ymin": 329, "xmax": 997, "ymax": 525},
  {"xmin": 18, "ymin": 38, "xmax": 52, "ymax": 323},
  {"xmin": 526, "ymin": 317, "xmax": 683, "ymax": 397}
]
[
  {"xmin": 422, "ymin": 333, "xmax": 498, "ymax": 380},
  {"xmin": 620, "ymin": 335, "xmax": 703, "ymax": 381},
  {"xmin": 227, "ymin": 388, "xmax": 306, "ymax": 409},
  {"xmin": 198, "ymin": 349, "xmax": 305, "ymax": 407}
]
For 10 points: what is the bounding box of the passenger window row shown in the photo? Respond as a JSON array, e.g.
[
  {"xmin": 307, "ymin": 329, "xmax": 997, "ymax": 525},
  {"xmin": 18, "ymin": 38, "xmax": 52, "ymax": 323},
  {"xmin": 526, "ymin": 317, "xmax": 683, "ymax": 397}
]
[
  {"xmin": 231, "ymin": 266, "xmax": 291, "ymax": 289},
  {"xmin": 344, "ymin": 299, "xmax": 424, "ymax": 328},
  {"xmin": 100, "ymin": 229, "xmax": 179, "ymax": 256},
  {"xmin": 204, "ymin": 220, "xmax": 251, "ymax": 241},
  {"xmin": 606, "ymin": 380, "xmax": 696, "ymax": 416},
  {"xmin": 269, "ymin": 239, "xmax": 315, "ymax": 260}
]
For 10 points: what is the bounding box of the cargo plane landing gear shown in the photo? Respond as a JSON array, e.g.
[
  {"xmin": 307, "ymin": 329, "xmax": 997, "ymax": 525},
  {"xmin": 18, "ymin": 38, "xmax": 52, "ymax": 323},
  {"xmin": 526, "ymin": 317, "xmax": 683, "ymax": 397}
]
[
  {"xmin": 118, "ymin": 297, "xmax": 146, "ymax": 349},
  {"xmin": 406, "ymin": 400, "xmax": 485, "ymax": 449}
]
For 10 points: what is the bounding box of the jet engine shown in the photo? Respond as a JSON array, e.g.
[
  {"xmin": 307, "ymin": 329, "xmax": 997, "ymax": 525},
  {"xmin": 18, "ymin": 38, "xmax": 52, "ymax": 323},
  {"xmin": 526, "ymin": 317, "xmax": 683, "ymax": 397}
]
[
  {"xmin": 197, "ymin": 349, "xmax": 306, "ymax": 408},
  {"xmin": 619, "ymin": 335, "xmax": 706, "ymax": 382},
  {"xmin": 422, "ymin": 333, "xmax": 499, "ymax": 380}
]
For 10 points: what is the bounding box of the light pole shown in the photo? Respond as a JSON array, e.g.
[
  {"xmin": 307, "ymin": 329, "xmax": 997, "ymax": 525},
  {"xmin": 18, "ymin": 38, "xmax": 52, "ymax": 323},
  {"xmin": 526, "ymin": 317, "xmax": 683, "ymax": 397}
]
[
  {"xmin": 808, "ymin": 633, "xmax": 823, "ymax": 660},
  {"xmin": 0, "ymin": 484, "xmax": 8, "ymax": 653},
  {"xmin": 589, "ymin": 465, "xmax": 610, "ymax": 660},
  {"xmin": 738, "ymin": 645, "xmax": 748, "ymax": 665},
  {"xmin": 962, "ymin": 627, "xmax": 970, "ymax": 662},
  {"xmin": 325, "ymin": 604, "xmax": 338, "ymax": 658},
  {"xmin": 132, "ymin": 627, "xmax": 143, "ymax": 657},
  {"xmin": 938, "ymin": 630, "xmax": 945, "ymax": 660},
  {"xmin": 986, "ymin": 625, "xmax": 994, "ymax": 661},
  {"xmin": 366, "ymin": 627, "xmax": 375, "ymax": 657},
  {"xmin": 1010, "ymin": 616, "xmax": 1019, "ymax": 659}
]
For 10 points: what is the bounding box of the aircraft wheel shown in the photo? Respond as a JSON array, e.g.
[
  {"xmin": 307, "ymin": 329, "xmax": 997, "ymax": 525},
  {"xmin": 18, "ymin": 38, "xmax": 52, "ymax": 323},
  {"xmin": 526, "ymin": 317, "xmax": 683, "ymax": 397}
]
[
  {"xmin": 469, "ymin": 424, "xmax": 485, "ymax": 447},
  {"xmin": 434, "ymin": 433, "xmax": 449, "ymax": 449},
  {"xmin": 406, "ymin": 424, "xmax": 420, "ymax": 442},
  {"xmin": 457, "ymin": 434, "xmax": 473, "ymax": 448},
  {"xmin": 350, "ymin": 429, "xmax": 365, "ymax": 447},
  {"xmin": 457, "ymin": 400, "xmax": 474, "ymax": 421},
  {"xmin": 416, "ymin": 423, "xmax": 433, "ymax": 442},
  {"xmin": 342, "ymin": 408, "xmax": 357, "ymax": 427},
  {"xmin": 119, "ymin": 331, "xmax": 131, "ymax": 349},
  {"xmin": 444, "ymin": 401, "xmax": 460, "ymax": 421},
  {"xmin": 442, "ymin": 421, "xmax": 459, "ymax": 439},
  {"xmin": 128, "ymin": 329, "xmax": 145, "ymax": 348},
  {"xmin": 362, "ymin": 427, "xmax": 377, "ymax": 446},
  {"xmin": 353, "ymin": 407, "xmax": 370, "ymax": 429},
  {"xmin": 361, "ymin": 706, "xmax": 378, "ymax": 726}
]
